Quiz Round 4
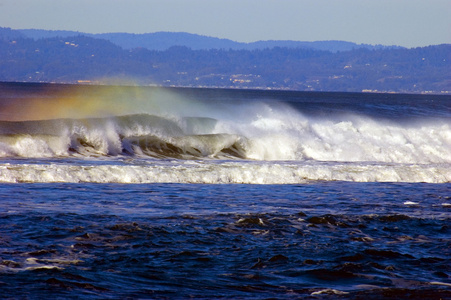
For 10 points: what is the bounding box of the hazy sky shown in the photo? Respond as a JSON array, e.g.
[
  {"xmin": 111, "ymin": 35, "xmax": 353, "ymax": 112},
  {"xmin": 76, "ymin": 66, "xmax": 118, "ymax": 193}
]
[{"xmin": 1, "ymin": 0, "xmax": 450, "ymax": 47}]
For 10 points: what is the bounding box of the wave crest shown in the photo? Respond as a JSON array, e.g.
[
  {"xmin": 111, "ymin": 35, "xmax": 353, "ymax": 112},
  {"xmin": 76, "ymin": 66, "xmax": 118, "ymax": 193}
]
[{"xmin": 0, "ymin": 112, "xmax": 450, "ymax": 164}]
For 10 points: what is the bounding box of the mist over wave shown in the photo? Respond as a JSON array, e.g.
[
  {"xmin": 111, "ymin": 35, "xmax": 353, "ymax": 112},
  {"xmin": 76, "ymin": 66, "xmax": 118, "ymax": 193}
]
[
  {"xmin": 0, "ymin": 84, "xmax": 450, "ymax": 183},
  {"xmin": 0, "ymin": 110, "xmax": 449, "ymax": 164}
]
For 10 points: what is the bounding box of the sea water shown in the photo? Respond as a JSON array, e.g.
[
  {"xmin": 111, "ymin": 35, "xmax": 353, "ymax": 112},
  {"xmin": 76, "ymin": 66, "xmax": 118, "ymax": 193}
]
[{"xmin": 0, "ymin": 83, "xmax": 450, "ymax": 298}]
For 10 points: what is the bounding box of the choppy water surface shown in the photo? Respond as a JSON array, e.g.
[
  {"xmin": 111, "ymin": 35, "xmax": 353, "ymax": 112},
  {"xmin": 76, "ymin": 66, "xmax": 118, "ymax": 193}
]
[
  {"xmin": 0, "ymin": 183, "xmax": 450, "ymax": 299},
  {"xmin": 0, "ymin": 83, "xmax": 450, "ymax": 298}
]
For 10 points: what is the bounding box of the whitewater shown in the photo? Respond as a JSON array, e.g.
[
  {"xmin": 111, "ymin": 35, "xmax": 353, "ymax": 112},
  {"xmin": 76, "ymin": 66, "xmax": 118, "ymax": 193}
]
[
  {"xmin": 0, "ymin": 83, "xmax": 450, "ymax": 183},
  {"xmin": 1, "ymin": 83, "xmax": 451, "ymax": 299}
]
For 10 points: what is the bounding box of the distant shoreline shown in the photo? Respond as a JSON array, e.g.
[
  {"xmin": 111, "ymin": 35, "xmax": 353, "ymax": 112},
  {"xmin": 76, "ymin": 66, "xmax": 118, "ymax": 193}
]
[
  {"xmin": 1, "ymin": 80, "xmax": 450, "ymax": 99},
  {"xmin": 1, "ymin": 28, "xmax": 449, "ymax": 94}
]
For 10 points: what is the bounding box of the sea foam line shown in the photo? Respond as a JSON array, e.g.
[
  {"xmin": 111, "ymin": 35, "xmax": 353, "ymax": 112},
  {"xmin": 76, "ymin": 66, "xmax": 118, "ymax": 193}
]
[{"xmin": 1, "ymin": 161, "xmax": 450, "ymax": 184}]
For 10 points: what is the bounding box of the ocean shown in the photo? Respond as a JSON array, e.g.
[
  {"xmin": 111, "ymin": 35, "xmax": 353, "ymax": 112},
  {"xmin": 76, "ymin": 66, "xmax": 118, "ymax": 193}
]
[{"xmin": 0, "ymin": 82, "xmax": 450, "ymax": 298}]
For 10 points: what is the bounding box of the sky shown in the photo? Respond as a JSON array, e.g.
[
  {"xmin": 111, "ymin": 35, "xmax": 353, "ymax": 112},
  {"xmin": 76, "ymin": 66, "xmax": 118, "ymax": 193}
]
[{"xmin": 0, "ymin": 0, "xmax": 450, "ymax": 47}]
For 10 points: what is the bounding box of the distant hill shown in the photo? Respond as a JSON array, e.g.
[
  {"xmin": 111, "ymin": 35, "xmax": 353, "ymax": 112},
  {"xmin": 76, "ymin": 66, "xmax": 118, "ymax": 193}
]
[
  {"xmin": 0, "ymin": 27, "xmax": 449, "ymax": 93},
  {"xmin": 0, "ymin": 27, "xmax": 25, "ymax": 40},
  {"xmin": 15, "ymin": 28, "xmax": 400, "ymax": 52}
]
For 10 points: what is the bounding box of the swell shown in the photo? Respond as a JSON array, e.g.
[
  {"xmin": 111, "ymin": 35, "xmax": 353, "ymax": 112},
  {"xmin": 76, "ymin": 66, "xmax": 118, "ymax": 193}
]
[
  {"xmin": 0, "ymin": 114, "xmax": 245, "ymax": 159},
  {"xmin": 0, "ymin": 112, "xmax": 450, "ymax": 164}
]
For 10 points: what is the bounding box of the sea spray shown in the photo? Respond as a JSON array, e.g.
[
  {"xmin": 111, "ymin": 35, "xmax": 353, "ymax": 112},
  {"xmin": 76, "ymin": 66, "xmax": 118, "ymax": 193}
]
[
  {"xmin": 0, "ymin": 83, "xmax": 450, "ymax": 183},
  {"xmin": 0, "ymin": 111, "xmax": 449, "ymax": 164}
]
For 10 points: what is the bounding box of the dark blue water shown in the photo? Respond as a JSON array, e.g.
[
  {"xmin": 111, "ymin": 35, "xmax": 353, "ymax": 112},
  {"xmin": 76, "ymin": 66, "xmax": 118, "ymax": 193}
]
[{"xmin": 1, "ymin": 183, "xmax": 450, "ymax": 299}]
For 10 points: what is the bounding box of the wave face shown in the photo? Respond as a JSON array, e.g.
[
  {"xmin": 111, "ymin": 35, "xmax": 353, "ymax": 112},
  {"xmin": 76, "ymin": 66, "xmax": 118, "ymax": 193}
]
[
  {"xmin": 0, "ymin": 84, "xmax": 450, "ymax": 183},
  {"xmin": 0, "ymin": 107, "xmax": 450, "ymax": 163},
  {"xmin": 0, "ymin": 115, "xmax": 239, "ymax": 159}
]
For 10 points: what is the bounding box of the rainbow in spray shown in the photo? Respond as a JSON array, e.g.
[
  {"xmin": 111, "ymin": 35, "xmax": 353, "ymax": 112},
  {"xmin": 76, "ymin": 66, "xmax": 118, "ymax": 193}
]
[{"xmin": 0, "ymin": 83, "xmax": 450, "ymax": 183}]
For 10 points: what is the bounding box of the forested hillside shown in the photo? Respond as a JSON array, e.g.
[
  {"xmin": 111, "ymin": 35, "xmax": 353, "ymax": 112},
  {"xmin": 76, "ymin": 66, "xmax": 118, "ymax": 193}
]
[{"xmin": 0, "ymin": 28, "xmax": 449, "ymax": 93}]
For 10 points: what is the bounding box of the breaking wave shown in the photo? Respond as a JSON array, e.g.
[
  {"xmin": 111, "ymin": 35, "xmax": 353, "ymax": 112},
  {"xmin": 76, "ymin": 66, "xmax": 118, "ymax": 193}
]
[
  {"xmin": 0, "ymin": 111, "xmax": 450, "ymax": 164},
  {"xmin": 1, "ymin": 85, "xmax": 450, "ymax": 183}
]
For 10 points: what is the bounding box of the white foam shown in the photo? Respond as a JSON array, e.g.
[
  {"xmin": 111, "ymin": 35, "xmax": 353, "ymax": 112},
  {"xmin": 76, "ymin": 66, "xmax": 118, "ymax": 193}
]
[
  {"xmin": 0, "ymin": 95, "xmax": 450, "ymax": 166},
  {"xmin": 0, "ymin": 135, "xmax": 69, "ymax": 157},
  {"xmin": 209, "ymin": 104, "xmax": 451, "ymax": 163},
  {"xmin": 1, "ymin": 160, "xmax": 450, "ymax": 184},
  {"xmin": 429, "ymin": 281, "xmax": 451, "ymax": 287},
  {"xmin": 297, "ymin": 118, "xmax": 451, "ymax": 164},
  {"xmin": 311, "ymin": 289, "xmax": 349, "ymax": 295},
  {"xmin": 404, "ymin": 201, "xmax": 419, "ymax": 205}
]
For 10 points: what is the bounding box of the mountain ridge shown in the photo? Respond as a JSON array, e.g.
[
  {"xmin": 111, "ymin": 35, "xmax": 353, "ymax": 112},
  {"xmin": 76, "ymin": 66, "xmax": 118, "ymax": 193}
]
[{"xmin": 12, "ymin": 28, "xmax": 402, "ymax": 52}]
